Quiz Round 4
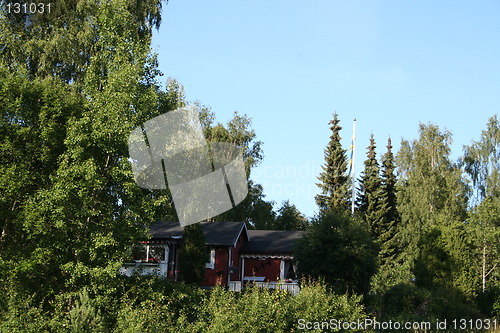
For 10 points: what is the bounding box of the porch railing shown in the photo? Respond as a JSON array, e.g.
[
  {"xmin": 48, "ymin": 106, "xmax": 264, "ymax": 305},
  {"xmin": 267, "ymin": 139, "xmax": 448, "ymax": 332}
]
[{"xmin": 228, "ymin": 281, "xmax": 300, "ymax": 296}]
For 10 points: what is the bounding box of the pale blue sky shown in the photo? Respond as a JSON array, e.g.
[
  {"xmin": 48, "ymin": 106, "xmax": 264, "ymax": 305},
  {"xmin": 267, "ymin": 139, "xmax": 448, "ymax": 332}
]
[{"xmin": 153, "ymin": 0, "xmax": 500, "ymax": 218}]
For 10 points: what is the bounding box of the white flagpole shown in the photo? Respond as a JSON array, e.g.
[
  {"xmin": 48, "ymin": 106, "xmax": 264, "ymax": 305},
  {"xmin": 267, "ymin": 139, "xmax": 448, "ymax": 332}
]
[{"xmin": 351, "ymin": 118, "xmax": 356, "ymax": 215}]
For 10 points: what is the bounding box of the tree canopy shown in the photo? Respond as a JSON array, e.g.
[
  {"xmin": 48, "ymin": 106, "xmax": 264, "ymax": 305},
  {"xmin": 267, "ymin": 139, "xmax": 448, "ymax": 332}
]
[{"xmin": 294, "ymin": 212, "xmax": 377, "ymax": 295}]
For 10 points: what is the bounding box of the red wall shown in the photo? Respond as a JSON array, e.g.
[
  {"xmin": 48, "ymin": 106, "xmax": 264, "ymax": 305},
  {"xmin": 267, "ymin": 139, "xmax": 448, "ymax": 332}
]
[
  {"xmin": 201, "ymin": 227, "xmax": 249, "ymax": 287},
  {"xmin": 201, "ymin": 246, "xmax": 228, "ymax": 287},
  {"xmin": 243, "ymin": 258, "xmax": 281, "ymax": 282},
  {"xmin": 230, "ymin": 231, "xmax": 247, "ymax": 281}
]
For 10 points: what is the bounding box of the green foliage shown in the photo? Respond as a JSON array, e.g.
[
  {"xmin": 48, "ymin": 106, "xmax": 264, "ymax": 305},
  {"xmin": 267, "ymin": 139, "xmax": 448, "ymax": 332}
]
[
  {"xmin": 410, "ymin": 219, "xmax": 477, "ymax": 299},
  {"xmin": 463, "ymin": 121, "xmax": 500, "ymax": 294},
  {"xmin": 462, "ymin": 114, "xmax": 500, "ymax": 202},
  {"xmin": 462, "ymin": 115, "xmax": 500, "ymax": 301},
  {"xmin": 178, "ymin": 223, "xmax": 208, "ymax": 284},
  {"xmin": 240, "ymin": 181, "xmax": 276, "ymax": 229},
  {"xmin": 1, "ymin": 0, "xmax": 499, "ymax": 326},
  {"xmin": 370, "ymin": 138, "xmax": 402, "ymax": 293},
  {"xmin": 272, "ymin": 200, "xmax": 308, "ymax": 230},
  {"xmin": 68, "ymin": 289, "xmax": 105, "ymax": 333},
  {"xmin": 378, "ymin": 138, "xmax": 400, "ymax": 258},
  {"xmin": 292, "ymin": 280, "xmax": 368, "ymax": 330},
  {"xmin": 0, "ymin": 0, "xmax": 177, "ymax": 326},
  {"xmin": 381, "ymin": 284, "xmax": 481, "ymax": 323},
  {"xmin": 195, "ymin": 286, "xmax": 291, "ymax": 332},
  {"xmin": 114, "ymin": 280, "xmax": 205, "ymax": 333},
  {"xmin": 294, "ymin": 212, "xmax": 377, "ymax": 295},
  {"xmin": 0, "ymin": 293, "xmax": 55, "ymax": 332},
  {"xmin": 476, "ymin": 286, "xmax": 500, "ymax": 317},
  {"xmin": 0, "ymin": 0, "xmax": 163, "ymax": 84},
  {"xmin": 413, "ymin": 228, "xmax": 453, "ymax": 289},
  {"xmin": 395, "ymin": 123, "xmax": 468, "ymax": 284},
  {"xmin": 196, "ymin": 105, "xmax": 275, "ymax": 228},
  {"xmin": 200, "ymin": 108, "xmax": 263, "ymax": 177},
  {"xmin": 315, "ymin": 113, "xmax": 351, "ymax": 213},
  {"xmin": 356, "ymin": 135, "xmax": 387, "ymax": 238},
  {"xmin": 193, "ymin": 280, "xmax": 367, "ymax": 333}
]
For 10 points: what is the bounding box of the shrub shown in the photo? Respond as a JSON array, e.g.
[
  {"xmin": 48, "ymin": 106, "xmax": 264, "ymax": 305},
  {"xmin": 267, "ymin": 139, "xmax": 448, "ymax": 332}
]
[
  {"xmin": 68, "ymin": 289, "xmax": 105, "ymax": 333},
  {"xmin": 194, "ymin": 280, "xmax": 368, "ymax": 333},
  {"xmin": 291, "ymin": 279, "xmax": 368, "ymax": 332}
]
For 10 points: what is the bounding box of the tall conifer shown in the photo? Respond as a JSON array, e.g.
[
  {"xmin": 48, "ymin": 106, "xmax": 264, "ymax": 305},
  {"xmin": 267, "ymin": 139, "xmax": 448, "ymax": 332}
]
[
  {"xmin": 357, "ymin": 135, "xmax": 387, "ymax": 238},
  {"xmin": 370, "ymin": 138, "xmax": 403, "ymax": 292},
  {"xmin": 379, "ymin": 138, "xmax": 400, "ymax": 261},
  {"xmin": 315, "ymin": 113, "xmax": 351, "ymax": 213}
]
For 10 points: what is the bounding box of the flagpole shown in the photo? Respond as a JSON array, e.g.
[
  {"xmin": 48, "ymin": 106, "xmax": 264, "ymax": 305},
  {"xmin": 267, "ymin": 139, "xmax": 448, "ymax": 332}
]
[{"xmin": 351, "ymin": 118, "xmax": 356, "ymax": 214}]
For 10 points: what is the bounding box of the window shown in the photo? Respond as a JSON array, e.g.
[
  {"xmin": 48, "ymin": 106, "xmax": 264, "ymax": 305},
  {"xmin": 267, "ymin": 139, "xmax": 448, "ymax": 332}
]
[
  {"xmin": 206, "ymin": 248, "xmax": 215, "ymax": 269},
  {"xmin": 131, "ymin": 244, "xmax": 168, "ymax": 263},
  {"xmin": 148, "ymin": 245, "xmax": 166, "ymax": 262},
  {"xmin": 131, "ymin": 245, "xmax": 147, "ymax": 261}
]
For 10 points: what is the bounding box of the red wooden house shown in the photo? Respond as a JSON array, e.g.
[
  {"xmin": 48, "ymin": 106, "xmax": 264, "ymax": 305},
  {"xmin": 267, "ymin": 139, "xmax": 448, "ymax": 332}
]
[{"xmin": 120, "ymin": 221, "xmax": 303, "ymax": 292}]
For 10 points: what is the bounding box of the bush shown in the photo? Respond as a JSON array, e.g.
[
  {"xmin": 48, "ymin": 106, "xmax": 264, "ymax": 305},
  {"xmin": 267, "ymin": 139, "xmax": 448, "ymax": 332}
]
[
  {"xmin": 192, "ymin": 285, "xmax": 291, "ymax": 332},
  {"xmin": 0, "ymin": 275, "xmax": 370, "ymax": 332},
  {"xmin": 291, "ymin": 280, "xmax": 368, "ymax": 332},
  {"xmin": 193, "ymin": 279, "xmax": 368, "ymax": 333},
  {"xmin": 0, "ymin": 291, "xmax": 67, "ymax": 333},
  {"xmin": 114, "ymin": 280, "xmax": 205, "ymax": 332}
]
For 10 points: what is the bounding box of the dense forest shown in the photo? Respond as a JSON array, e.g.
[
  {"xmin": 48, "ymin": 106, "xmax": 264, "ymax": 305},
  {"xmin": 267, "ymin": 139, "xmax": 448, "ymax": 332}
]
[{"xmin": 0, "ymin": 1, "xmax": 498, "ymax": 332}]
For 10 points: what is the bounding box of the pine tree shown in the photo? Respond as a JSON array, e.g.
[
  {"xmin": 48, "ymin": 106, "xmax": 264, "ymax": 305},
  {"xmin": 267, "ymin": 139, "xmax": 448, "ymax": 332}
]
[
  {"xmin": 315, "ymin": 113, "xmax": 351, "ymax": 213},
  {"xmin": 356, "ymin": 134, "xmax": 387, "ymax": 238}
]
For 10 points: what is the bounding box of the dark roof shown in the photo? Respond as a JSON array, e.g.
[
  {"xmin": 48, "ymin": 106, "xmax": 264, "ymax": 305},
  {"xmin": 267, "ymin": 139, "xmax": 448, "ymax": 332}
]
[
  {"xmin": 240, "ymin": 230, "xmax": 304, "ymax": 254},
  {"xmin": 149, "ymin": 221, "xmax": 247, "ymax": 247}
]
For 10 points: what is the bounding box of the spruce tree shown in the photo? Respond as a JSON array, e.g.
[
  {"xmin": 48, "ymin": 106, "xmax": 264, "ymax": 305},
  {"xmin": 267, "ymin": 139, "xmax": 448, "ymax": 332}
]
[
  {"xmin": 370, "ymin": 138, "xmax": 402, "ymax": 292},
  {"xmin": 356, "ymin": 134, "xmax": 387, "ymax": 238},
  {"xmin": 379, "ymin": 138, "xmax": 400, "ymax": 262},
  {"xmin": 315, "ymin": 113, "xmax": 351, "ymax": 213}
]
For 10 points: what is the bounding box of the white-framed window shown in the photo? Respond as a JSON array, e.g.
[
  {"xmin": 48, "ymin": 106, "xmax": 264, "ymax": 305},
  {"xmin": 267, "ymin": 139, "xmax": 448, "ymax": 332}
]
[
  {"xmin": 131, "ymin": 244, "xmax": 168, "ymax": 263},
  {"xmin": 206, "ymin": 248, "xmax": 215, "ymax": 269}
]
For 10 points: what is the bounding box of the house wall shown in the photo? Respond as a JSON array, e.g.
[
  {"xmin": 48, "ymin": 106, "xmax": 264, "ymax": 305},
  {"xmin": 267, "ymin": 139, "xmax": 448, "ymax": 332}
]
[
  {"xmin": 230, "ymin": 231, "xmax": 247, "ymax": 281},
  {"xmin": 243, "ymin": 258, "xmax": 281, "ymax": 282},
  {"xmin": 201, "ymin": 246, "xmax": 229, "ymax": 287}
]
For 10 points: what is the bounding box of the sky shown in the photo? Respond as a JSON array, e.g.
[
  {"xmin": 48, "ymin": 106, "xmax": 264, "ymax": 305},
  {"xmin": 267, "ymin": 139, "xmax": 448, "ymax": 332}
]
[{"xmin": 152, "ymin": 0, "xmax": 500, "ymax": 218}]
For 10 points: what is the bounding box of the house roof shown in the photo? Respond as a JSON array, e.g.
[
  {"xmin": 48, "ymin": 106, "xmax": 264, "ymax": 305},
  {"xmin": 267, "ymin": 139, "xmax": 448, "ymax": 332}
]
[
  {"xmin": 240, "ymin": 230, "xmax": 304, "ymax": 254},
  {"xmin": 149, "ymin": 221, "xmax": 248, "ymax": 247}
]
